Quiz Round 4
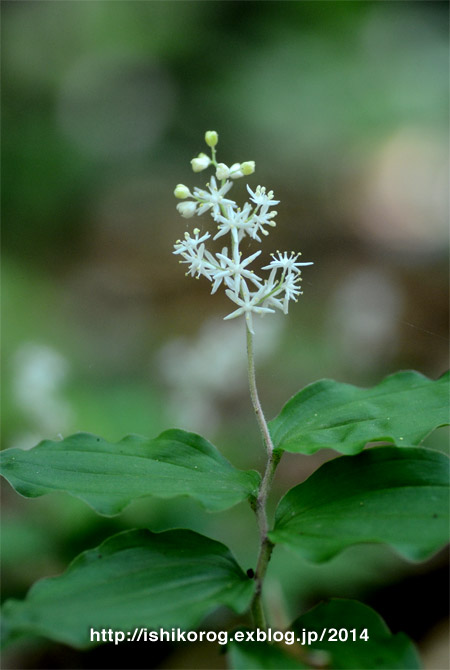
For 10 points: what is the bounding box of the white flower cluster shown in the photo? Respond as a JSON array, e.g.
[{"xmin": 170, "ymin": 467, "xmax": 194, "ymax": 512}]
[{"xmin": 173, "ymin": 131, "xmax": 313, "ymax": 333}]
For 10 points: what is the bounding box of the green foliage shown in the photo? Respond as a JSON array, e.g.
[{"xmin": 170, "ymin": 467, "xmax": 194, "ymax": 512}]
[
  {"xmin": 0, "ymin": 429, "xmax": 260, "ymax": 515},
  {"xmin": 269, "ymin": 446, "xmax": 449, "ymax": 562},
  {"xmin": 2, "ymin": 529, "xmax": 254, "ymax": 649},
  {"xmin": 2, "ymin": 367, "xmax": 449, "ymax": 670},
  {"xmin": 229, "ymin": 600, "xmax": 421, "ymax": 669},
  {"xmin": 269, "ymin": 370, "xmax": 449, "ymax": 455},
  {"xmin": 228, "ymin": 637, "xmax": 309, "ymax": 669},
  {"xmin": 292, "ymin": 599, "xmax": 422, "ymax": 669},
  {"xmin": 1, "ymin": 371, "xmax": 449, "ymax": 669}
]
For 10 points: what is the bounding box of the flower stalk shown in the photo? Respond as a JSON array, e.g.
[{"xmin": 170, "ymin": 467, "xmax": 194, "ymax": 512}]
[
  {"xmin": 246, "ymin": 324, "xmax": 282, "ymax": 630},
  {"xmin": 173, "ymin": 130, "xmax": 312, "ymax": 630}
]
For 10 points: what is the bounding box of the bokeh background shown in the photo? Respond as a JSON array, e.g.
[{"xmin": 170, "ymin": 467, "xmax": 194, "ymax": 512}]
[{"xmin": 2, "ymin": 1, "xmax": 449, "ymax": 669}]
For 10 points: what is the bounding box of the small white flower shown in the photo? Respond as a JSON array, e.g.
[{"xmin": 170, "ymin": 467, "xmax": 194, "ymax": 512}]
[
  {"xmin": 191, "ymin": 153, "xmax": 211, "ymax": 172},
  {"xmin": 173, "ymin": 229, "xmax": 211, "ymax": 256},
  {"xmin": 247, "ymin": 184, "xmax": 280, "ymax": 208},
  {"xmin": 175, "ymin": 239, "xmax": 215, "ymax": 281},
  {"xmin": 194, "ymin": 176, "xmax": 235, "ymax": 218},
  {"xmin": 209, "ymin": 247, "xmax": 230, "ymax": 295},
  {"xmin": 224, "ymin": 281, "xmax": 275, "ymax": 334},
  {"xmin": 258, "ymin": 268, "xmax": 285, "ymax": 312},
  {"xmin": 185, "ymin": 244, "xmax": 214, "ymax": 278},
  {"xmin": 176, "ymin": 201, "xmax": 198, "ymax": 218},
  {"xmin": 249, "ymin": 206, "xmax": 278, "ymax": 241},
  {"xmin": 262, "ymin": 251, "xmax": 314, "ymax": 272},
  {"xmin": 215, "ymin": 246, "xmax": 262, "ymax": 294},
  {"xmin": 282, "ymin": 273, "xmax": 303, "ymax": 313},
  {"xmin": 214, "ymin": 203, "xmax": 255, "ymax": 243}
]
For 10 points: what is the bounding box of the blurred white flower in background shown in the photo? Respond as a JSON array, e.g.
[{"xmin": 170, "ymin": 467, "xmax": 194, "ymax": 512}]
[
  {"xmin": 157, "ymin": 316, "xmax": 284, "ymax": 434},
  {"xmin": 11, "ymin": 343, "xmax": 74, "ymax": 449}
]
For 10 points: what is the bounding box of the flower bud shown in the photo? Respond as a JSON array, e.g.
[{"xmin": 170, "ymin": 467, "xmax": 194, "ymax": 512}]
[
  {"xmin": 176, "ymin": 201, "xmax": 197, "ymax": 218},
  {"xmin": 229, "ymin": 162, "xmax": 244, "ymax": 179},
  {"xmin": 191, "ymin": 153, "xmax": 211, "ymax": 172},
  {"xmin": 205, "ymin": 131, "xmax": 218, "ymax": 147},
  {"xmin": 215, "ymin": 163, "xmax": 230, "ymax": 180},
  {"xmin": 174, "ymin": 184, "xmax": 190, "ymax": 199},
  {"xmin": 241, "ymin": 161, "xmax": 255, "ymax": 176}
]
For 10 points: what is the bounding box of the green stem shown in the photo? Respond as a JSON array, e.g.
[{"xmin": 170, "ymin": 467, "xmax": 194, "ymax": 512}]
[
  {"xmin": 246, "ymin": 327, "xmax": 274, "ymax": 459},
  {"xmin": 246, "ymin": 325, "xmax": 282, "ymax": 630}
]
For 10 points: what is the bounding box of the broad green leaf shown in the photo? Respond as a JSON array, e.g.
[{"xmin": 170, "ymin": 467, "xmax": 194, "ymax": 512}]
[
  {"xmin": 291, "ymin": 599, "xmax": 421, "ymax": 669},
  {"xmin": 269, "ymin": 447, "xmax": 449, "ymax": 562},
  {"xmin": 2, "ymin": 528, "xmax": 255, "ymax": 648},
  {"xmin": 227, "ymin": 600, "xmax": 420, "ymax": 669},
  {"xmin": 0, "ymin": 429, "xmax": 260, "ymax": 515},
  {"xmin": 269, "ymin": 370, "xmax": 449, "ymax": 455}
]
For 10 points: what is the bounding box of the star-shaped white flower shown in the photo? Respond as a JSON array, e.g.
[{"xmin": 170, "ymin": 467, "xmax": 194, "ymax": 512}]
[
  {"xmin": 258, "ymin": 268, "xmax": 285, "ymax": 312},
  {"xmin": 249, "ymin": 206, "xmax": 278, "ymax": 241},
  {"xmin": 173, "ymin": 229, "xmax": 211, "ymax": 256},
  {"xmin": 173, "ymin": 230, "xmax": 216, "ymax": 279},
  {"xmin": 214, "ymin": 247, "xmax": 262, "ymax": 294},
  {"xmin": 224, "ymin": 281, "xmax": 275, "ymax": 334},
  {"xmin": 183, "ymin": 244, "xmax": 215, "ymax": 279},
  {"xmin": 246, "ymin": 184, "xmax": 280, "ymax": 208},
  {"xmin": 209, "ymin": 247, "xmax": 230, "ymax": 295},
  {"xmin": 214, "ymin": 203, "xmax": 256, "ymax": 244},
  {"xmin": 282, "ymin": 273, "xmax": 303, "ymax": 313},
  {"xmin": 262, "ymin": 251, "xmax": 313, "ymax": 272},
  {"xmin": 193, "ymin": 176, "xmax": 235, "ymax": 218}
]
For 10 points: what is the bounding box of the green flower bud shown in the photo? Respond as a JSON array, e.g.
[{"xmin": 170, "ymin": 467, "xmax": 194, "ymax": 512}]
[
  {"xmin": 241, "ymin": 161, "xmax": 255, "ymax": 176},
  {"xmin": 174, "ymin": 184, "xmax": 190, "ymax": 199},
  {"xmin": 205, "ymin": 131, "xmax": 219, "ymax": 147}
]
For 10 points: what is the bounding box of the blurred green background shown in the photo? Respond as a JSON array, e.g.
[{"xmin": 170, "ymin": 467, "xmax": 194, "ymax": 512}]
[{"xmin": 2, "ymin": 1, "xmax": 449, "ymax": 669}]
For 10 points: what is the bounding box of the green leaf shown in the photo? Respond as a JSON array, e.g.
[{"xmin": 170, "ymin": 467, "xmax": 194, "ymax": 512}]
[
  {"xmin": 269, "ymin": 370, "xmax": 449, "ymax": 455},
  {"xmin": 269, "ymin": 447, "xmax": 449, "ymax": 562},
  {"xmin": 0, "ymin": 429, "xmax": 260, "ymax": 515},
  {"xmin": 291, "ymin": 599, "xmax": 421, "ymax": 669},
  {"xmin": 2, "ymin": 528, "xmax": 255, "ymax": 648},
  {"xmin": 227, "ymin": 600, "xmax": 420, "ymax": 669},
  {"xmin": 228, "ymin": 638, "xmax": 308, "ymax": 669}
]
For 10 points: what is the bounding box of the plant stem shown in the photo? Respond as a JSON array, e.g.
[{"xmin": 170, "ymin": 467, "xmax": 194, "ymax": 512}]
[
  {"xmin": 246, "ymin": 325, "xmax": 282, "ymax": 630},
  {"xmin": 246, "ymin": 326, "xmax": 275, "ymax": 459}
]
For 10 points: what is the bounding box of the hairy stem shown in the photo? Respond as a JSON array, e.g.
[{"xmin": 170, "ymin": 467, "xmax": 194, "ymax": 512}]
[{"xmin": 246, "ymin": 325, "xmax": 282, "ymax": 630}]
